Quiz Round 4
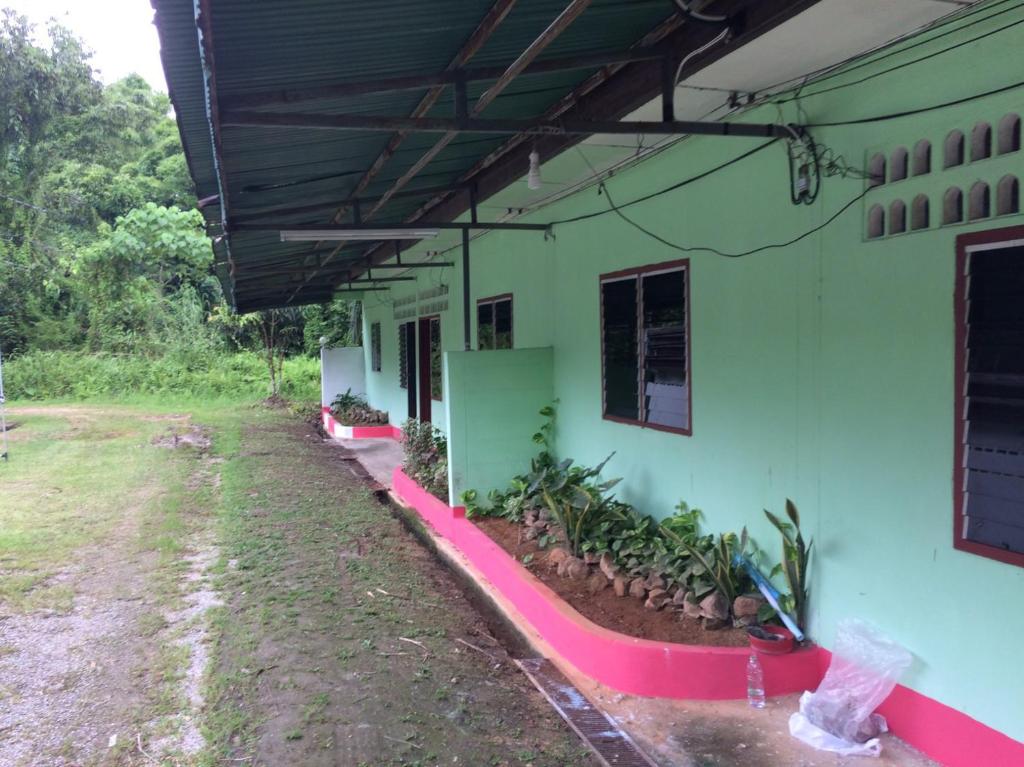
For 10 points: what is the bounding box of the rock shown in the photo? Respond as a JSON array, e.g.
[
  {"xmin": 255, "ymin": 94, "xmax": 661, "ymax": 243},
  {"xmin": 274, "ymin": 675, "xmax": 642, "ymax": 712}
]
[
  {"xmin": 538, "ymin": 508, "xmax": 551, "ymax": 522},
  {"xmin": 598, "ymin": 552, "xmax": 618, "ymax": 580},
  {"xmin": 672, "ymin": 589, "xmax": 689, "ymax": 606},
  {"xmin": 628, "ymin": 577, "xmax": 647, "ymax": 600},
  {"xmin": 682, "ymin": 591, "xmax": 703, "ymax": 618},
  {"xmin": 583, "ymin": 551, "xmax": 600, "ymax": 565},
  {"xmin": 734, "ymin": 615, "xmax": 758, "ymax": 628},
  {"xmin": 524, "ymin": 510, "xmax": 539, "ymax": 526},
  {"xmin": 548, "ymin": 547, "xmax": 569, "ymax": 569},
  {"xmin": 733, "ymin": 594, "xmax": 766, "ymax": 619},
  {"xmin": 524, "ymin": 526, "xmax": 540, "ymax": 541},
  {"xmin": 613, "ymin": 575, "xmax": 628, "ymax": 597},
  {"xmin": 644, "ymin": 572, "xmax": 666, "ymax": 591},
  {"xmin": 645, "ymin": 588, "xmax": 670, "ymax": 610},
  {"xmin": 565, "ymin": 557, "xmax": 589, "ymax": 580},
  {"xmin": 699, "ymin": 590, "xmax": 730, "ymax": 621},
  {"xmin": 586, "ymin": 572, "xmax": 609, "ymax": 595},
  {"xmin": 703, "ymin": 617, "xmax": 729, "ymax": 631}
]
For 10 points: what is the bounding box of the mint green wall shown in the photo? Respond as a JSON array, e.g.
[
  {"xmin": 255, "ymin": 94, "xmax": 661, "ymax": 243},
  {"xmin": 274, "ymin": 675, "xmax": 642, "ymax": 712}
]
[
  {"xmin": 444, "ymin": 347, "xmax": 554, "ymax": 506},
  {"xmin": 358, "ymin": 3, "xmax": 1024, "ymax": 740}
]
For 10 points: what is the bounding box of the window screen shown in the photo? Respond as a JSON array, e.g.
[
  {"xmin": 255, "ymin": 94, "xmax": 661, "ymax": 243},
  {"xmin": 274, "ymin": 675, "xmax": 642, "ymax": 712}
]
[
  {"xmin": 398, "ymin": 322, "xmax": 409, "ymax": 388},
  {"xmin": 370, "ymin": 322, "xmax": 381, "ymax": 372},
  {"xmin": 642, "ymin": 270, "xmax": 688, "ymax": 429},
  {"xmin": 601, "ymin": 263, "xmax": 689, "ymax": 432},
  {"xmin": 429, "ymin": 317, "xmax": 442, "ymax": 400},
  {"xmin": 960, "ymin": 244, "xmax": 1024, "ymax": 556},
  {"xmin": 478, "ymin": 296, "xmax": 513, "ymax": 350},
  {"xmin": 601, "ymin": 277, "xmax": 639, "ymax": 420}
]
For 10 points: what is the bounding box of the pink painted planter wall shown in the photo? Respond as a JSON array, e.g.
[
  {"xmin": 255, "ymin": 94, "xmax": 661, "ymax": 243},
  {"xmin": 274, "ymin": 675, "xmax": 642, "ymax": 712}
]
[
  {"xmin": 392, "ymin": 467, "xmax": 1024, "ymax": 767},
  {"xmin": 392, "ymin": 467, "xmax": 821, "ymax": 699},
  {"xmin": 321, "ymin": 406, "xmax": 402, "ymax": 441}
]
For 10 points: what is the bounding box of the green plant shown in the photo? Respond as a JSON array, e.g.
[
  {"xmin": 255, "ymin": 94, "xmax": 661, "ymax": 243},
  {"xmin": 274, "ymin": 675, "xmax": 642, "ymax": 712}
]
[
  {"xmin": 461, "ymin": 404, "xmax": 558, "ymax": 521},
  {"xmin": 765, "ymin": 499, "xmax": 813, "ymax": 631},
  {"xmin": 330, "ymin": 389, "xmax": 388, "ymax": 426},
  {"xmin": 534, "ymin": 453, "xmax": 622, "ymax": 557},
  {"xmin": 663, "ymin": 524, "xmax": 752, "ymax": 606},
  {"xmin": 401, "ymin": 419, "xmax": 448, "ymax": 501}
]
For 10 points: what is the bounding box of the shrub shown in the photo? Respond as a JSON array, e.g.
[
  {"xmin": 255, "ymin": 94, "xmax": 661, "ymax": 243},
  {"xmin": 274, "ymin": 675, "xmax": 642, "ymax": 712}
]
[
  {"xmin": 401, "ymin": 419, "xmax": 448, "ymax": 501},
  {"xmin": 329, "ymin": 389, "xmax": 388, "ymax": 426},
  {"xmin": 3, "ymin": 349, "xmax": 319, "ymax": 402}
]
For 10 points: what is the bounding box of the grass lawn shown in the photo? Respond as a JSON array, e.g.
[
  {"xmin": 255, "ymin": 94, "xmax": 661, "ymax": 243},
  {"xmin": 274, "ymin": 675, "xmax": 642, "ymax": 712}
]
[{"xmin": 0, "ymin": 400, "xmax": 591, "ymax": 767}]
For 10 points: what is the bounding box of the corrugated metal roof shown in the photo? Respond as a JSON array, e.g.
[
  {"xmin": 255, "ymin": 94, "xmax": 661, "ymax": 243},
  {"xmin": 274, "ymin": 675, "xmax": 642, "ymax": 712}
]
[{"xmin": 153, "ymin": 0, "xmax": 685, "ymax": 310}]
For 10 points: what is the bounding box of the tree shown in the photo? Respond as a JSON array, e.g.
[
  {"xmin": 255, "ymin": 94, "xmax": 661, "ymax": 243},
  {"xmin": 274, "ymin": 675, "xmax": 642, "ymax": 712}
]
[{"xmin": 76, "ymin": 203, "xmax": 212, "ymax": 352}]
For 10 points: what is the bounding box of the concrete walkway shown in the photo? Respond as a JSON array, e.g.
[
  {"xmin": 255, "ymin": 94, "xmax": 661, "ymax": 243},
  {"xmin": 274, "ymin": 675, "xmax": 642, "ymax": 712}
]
[{"xmin": 334, "ymin": 435, "xmax": 403, "ymax": 487}]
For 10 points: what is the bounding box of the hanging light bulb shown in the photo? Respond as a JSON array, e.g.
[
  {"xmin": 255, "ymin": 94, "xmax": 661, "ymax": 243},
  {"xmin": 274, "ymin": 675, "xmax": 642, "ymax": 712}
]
[{"xmin": 527, "ymin": 148, "xmax": 542, "ymax": 190}]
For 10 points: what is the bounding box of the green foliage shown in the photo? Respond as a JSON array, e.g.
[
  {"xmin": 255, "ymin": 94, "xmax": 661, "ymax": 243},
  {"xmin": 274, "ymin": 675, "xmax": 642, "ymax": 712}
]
[
  {"xmin": 3, "ymin": 349, "xmax": 319, "ymax": 402},
  {"xmin": 469, "ymin": 405, "xmax": 558, "ymax": 522},
  {"xmin": 534, "ymin": 453, "xmax": 624, "ymax": 558},
  {"xmin": 329, "ymin": 389, "xmax": 388, "ymax": 426},
  {"xmin": 302, "ymin": 299, "xmax": 355, "ymax": 356},
  {"xmin": 401, "ymin": 419, "xmax": 448, "ymax": 501},
  {"xmin": 76, "ymin": 203, "xmax": 214, "ymax": 352},
  {"xmin": 765, "ymin": 499, "xmax": 813, "ymax": 631},
  {"xmin": 1, "ymin": 14, "xmax": 199, "ymax": 356}
]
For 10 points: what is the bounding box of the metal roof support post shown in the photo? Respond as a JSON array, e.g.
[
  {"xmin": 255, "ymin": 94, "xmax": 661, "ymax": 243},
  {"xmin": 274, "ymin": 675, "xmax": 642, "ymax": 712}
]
[
  {"xmin": 462, "ymin": 185, "xmax": 478, "ymax": 351},
  {"xmin": 661, "ymin": 55, "xmax": 676, "ymax": 122}
]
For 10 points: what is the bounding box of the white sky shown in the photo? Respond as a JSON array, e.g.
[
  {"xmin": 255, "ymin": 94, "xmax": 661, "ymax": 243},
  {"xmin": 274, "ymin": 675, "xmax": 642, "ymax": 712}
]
[{"xmin": 3, "ymin": 0, "xmax": 167, "ymax": 92}]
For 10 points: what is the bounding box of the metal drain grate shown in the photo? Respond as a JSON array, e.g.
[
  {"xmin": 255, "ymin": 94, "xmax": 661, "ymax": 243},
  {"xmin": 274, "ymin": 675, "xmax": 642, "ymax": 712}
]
[{"xmin": 516, "ymin": 658, "xmax": 659, "ymax": 767}]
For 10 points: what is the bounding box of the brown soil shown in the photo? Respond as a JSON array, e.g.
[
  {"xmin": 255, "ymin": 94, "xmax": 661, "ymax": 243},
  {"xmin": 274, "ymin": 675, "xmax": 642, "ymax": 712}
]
[{"xmin": 473, "ymin": 517, "xmax": 749, "ymax": 648}]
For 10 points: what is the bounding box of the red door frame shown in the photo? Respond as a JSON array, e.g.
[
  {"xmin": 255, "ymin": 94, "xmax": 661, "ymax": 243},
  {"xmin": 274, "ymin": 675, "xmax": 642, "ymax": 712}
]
[{"xmin": 953, "ymin": 224, "xmax": 1024, "ymax": 568}]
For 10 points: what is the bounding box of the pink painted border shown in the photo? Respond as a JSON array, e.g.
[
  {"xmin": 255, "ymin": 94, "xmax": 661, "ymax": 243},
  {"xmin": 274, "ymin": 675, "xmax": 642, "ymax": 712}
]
[
  {"xmin": 321, "ymin": 406, "xmax": 402, "ymax": 441},
  {"xmin": 393, "ymin": 467, "xmax": 821, "ymax": 699},
  {"xmin": 392, "ymin": 467, "xmax": 1024, "ymax": 766}
]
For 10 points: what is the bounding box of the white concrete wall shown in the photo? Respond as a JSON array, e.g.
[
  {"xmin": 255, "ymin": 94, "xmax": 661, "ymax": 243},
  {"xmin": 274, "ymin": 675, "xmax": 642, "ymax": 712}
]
[{"xmin": 321, "ymin": 346, "xmax": 366, "ymax": 406}]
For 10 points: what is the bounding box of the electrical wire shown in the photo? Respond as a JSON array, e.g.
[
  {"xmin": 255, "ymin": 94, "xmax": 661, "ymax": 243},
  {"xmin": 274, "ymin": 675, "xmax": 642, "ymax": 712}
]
[
  {"xmin": 674, "ymin": 27, "xmax": 730, "ymax": 87},
  {"xmin": 807, "ymin": 76, "xmax": 1024, "ymax": 128},
  {"xmin": 753, "ymin": 0, "xmax": 1023, "ymax": 104},
  {"xmin": 595, "ymin": 179, "xmax": 870, "ymax": 259},
  {"xmin": 768, "ymin": 12, "xmax": 1024, "ymax": 105},
  {"xmin": 549, "ymin": 138, "xmax": 779, "ymax": 226}
]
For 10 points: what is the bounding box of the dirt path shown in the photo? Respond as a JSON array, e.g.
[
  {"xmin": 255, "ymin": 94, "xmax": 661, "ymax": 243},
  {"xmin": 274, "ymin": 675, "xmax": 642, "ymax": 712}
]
[
  {"xmin": 207, "ymin": 411, "xmax": 594, "ymax": 766},
  {"xmin": 0, "ymin": 486, "xmax": 159, "ymax": 765},
  {"xmin": 0, "ymin": 409, "xmax": 222, "ymax": 767}
]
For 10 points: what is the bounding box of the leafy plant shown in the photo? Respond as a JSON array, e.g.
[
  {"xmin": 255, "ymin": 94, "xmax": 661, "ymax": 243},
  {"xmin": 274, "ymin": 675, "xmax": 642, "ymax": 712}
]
[
  {"xmin": 765, "ymin": 499, "xmax": 812, "ymax": 631},
  {"xmin": 462, "ymin": 404, "xmax": 558, "ymax": 522},
  {"xmin": 401, "ymin": 419, "xmax": 448, "ymax": 501},
  {"xmin": 662, "ymin": 525, "xmax": 752, "ymax": 606},
  {"xmin": 534, "ymin": 453, "xmax": 622, "ymax": 557},
  {"xmin": 330, "ymin": 389, "xmax": 388, "ymax": 426}
]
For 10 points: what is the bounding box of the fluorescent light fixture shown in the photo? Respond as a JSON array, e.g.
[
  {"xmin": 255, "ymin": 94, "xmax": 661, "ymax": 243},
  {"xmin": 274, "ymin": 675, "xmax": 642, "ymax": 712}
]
[{"xmin": 279, "ymin": 228, "xmax": 439, "ymax": 242}]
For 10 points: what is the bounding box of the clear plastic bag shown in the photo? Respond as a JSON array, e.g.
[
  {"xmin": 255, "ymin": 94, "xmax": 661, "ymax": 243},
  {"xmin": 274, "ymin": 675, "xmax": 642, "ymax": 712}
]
[{"xmin": 789, "ymin": 619, "xmax": 912, "ymax": 757}]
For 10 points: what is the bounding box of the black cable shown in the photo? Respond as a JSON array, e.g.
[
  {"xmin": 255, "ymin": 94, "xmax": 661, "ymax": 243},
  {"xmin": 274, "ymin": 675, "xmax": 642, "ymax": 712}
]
[
  {"xmin": 754, "ymin": 0, "xmax": 1023, "ymax": 104},
  {"xmin": 769, "ymin": 13, "xmax": 1024, "ymax": 105},
  {"xmin": 549, "ymin": 138, "xmax": 779, "ymax": 226},
  {"xmin": 808, "ymin": 77, "xmax": 1024, "ymax": 128},
  {"xmin": 597, "ymin": 181, "xmax": 870, "ymax": 259}
]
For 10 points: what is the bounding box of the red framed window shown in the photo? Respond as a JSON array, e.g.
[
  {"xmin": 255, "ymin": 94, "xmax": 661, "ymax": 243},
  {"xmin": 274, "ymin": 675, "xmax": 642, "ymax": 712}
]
[
  {"xmin": 599, "ymin": 259, "xmax": 691, "ymax": 436},
  {"xmin": 370, "ymin": 322, "xmax": 382, "ymax": 372},
  {"xmin": 478, "ymin": 293, "xmax": 513, "ymax": 350},
  {"xmin": 954, "ymin": 225, "xmax": 1024, "ymax": 567}
]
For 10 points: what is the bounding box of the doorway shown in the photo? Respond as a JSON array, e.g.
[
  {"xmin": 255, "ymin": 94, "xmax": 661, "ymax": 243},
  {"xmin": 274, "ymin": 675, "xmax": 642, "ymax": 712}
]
[{"xmin": 417, "ymin": 316, "xmax": 440, "ymax": 423}]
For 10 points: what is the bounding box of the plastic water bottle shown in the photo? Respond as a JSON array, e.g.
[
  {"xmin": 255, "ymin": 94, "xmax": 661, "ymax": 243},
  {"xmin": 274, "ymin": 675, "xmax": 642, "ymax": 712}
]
[{"xmin": 747, "ymin": 653, "xmax": 766, "ymax": 709}]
